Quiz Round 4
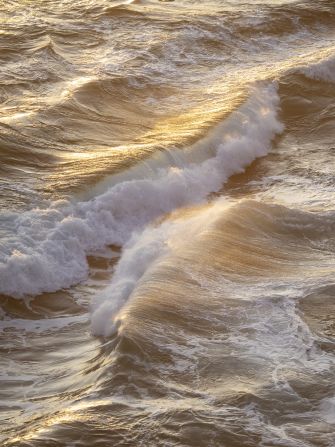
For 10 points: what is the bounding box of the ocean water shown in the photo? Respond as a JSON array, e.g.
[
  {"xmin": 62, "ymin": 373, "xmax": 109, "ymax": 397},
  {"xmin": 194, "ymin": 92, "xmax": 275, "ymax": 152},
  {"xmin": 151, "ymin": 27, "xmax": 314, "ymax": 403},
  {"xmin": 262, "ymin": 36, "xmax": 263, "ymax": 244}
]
[{"xmin": 0, "ymin": 0, "xmax": 335, "ymax": 445}]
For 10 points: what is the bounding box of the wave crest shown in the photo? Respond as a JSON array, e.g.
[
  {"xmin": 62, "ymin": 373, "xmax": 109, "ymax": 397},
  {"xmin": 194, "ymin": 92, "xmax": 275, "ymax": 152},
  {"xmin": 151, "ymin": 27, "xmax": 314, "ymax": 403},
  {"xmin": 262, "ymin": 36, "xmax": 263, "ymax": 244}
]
[{"xmin": 0, "ymin": 83, "xmax": 282, "ymax": 298}]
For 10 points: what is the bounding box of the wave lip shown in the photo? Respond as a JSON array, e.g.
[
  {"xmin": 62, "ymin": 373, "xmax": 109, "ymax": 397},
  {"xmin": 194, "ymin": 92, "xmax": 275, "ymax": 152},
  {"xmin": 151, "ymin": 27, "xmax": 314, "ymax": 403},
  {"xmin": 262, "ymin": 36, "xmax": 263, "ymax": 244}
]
[
  {"xmin": 0, "ymin": 83, "xmax": 283, "ymax": 299},
  {"xmin": 88, "ymin": 198, "xmax": 335, "ymax": 447},
  {"xmin": 298, "ymin": 52, "xmax": 335, "ymax": 83},
  {"xmin": 90, "ymin": 197, "xmax": 335, "ymax": 337}
]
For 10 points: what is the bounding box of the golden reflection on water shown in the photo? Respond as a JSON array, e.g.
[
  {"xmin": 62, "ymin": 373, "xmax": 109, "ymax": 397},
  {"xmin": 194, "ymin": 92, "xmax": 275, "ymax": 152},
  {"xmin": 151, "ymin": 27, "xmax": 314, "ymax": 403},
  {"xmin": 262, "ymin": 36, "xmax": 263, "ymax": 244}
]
[
  {"xmin": 1, "ymin": 0, "xmax": 335, "ymax": 445},
  {"xmin": 9, "ymin": 404, "xmax": 89, "ymax": 445}
]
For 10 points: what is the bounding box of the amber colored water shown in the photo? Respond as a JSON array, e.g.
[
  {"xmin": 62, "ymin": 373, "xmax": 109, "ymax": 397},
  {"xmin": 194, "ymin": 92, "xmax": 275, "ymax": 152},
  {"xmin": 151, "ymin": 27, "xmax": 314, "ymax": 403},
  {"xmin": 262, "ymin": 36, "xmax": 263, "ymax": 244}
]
[{"xmin": 1, "ymin": 1, "xmax": 335, "ymax": 446}]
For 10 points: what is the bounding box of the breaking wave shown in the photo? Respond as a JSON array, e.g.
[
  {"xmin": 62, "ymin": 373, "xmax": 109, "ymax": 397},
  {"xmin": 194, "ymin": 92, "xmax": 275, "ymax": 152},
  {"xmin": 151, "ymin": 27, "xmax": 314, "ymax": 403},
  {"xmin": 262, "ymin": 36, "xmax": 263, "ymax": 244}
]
[{"xmin": 0, "ymin": 83, "xmax": 283, "ymax": 298}]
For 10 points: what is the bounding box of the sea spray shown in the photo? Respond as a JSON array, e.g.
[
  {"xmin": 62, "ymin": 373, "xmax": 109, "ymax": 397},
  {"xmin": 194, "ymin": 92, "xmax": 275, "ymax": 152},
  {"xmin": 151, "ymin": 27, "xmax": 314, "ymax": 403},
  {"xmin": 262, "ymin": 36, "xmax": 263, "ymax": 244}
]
[{"xmin": 0, "ymin": 83, "xmax": 283, "ymax": 298}]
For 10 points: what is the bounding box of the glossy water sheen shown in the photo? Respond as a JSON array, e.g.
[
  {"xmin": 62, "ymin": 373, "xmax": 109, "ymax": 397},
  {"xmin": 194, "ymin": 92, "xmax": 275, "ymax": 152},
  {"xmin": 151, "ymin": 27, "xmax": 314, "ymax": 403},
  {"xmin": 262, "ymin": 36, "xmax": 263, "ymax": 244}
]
[{"xmin": 0, "ymin": 1, "xmax": 335, "ymax": 446}]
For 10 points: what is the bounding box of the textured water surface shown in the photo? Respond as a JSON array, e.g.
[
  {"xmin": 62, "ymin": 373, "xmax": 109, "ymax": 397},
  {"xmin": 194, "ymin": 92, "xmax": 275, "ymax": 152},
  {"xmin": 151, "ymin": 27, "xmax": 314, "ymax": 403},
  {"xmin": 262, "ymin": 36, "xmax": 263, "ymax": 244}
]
[{"xmin": 0, "ymin": 1, "xmax": 335, "ymax": 446}]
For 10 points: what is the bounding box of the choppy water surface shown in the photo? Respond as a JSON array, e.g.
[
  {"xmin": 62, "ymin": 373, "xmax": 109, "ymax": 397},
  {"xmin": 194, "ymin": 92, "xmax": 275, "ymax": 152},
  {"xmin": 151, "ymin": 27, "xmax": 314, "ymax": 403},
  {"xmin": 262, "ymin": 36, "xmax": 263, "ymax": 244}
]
[{"xmin": 0, "ymin": 0, "xmax": 335, "ymax": 445}]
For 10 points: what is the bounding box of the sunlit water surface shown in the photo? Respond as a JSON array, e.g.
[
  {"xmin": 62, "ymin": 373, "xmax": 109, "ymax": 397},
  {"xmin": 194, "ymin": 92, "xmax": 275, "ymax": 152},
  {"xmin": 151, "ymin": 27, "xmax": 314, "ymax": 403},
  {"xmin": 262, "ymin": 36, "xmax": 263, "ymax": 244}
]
[{"xmin": 0, "ymin": 0, "xmax": 335, "ymax": 446}]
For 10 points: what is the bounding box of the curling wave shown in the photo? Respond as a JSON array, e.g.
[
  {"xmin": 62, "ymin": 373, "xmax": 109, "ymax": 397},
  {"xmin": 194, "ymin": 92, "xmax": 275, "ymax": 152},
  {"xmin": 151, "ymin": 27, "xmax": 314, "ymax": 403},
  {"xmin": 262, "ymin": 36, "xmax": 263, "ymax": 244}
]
[{"xmin": 0, "ymin": 83, "xmax": 283, "ymax": 298}]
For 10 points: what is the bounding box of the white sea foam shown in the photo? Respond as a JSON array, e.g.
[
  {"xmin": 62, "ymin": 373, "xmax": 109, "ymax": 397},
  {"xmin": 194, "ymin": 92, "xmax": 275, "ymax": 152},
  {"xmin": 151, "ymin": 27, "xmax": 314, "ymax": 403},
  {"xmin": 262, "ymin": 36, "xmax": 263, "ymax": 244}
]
[
  {"xmin": 0, "ymin": 314, "xmax": 88, "ymax": 334},
  {"xmin": 0, "ymin": 83, "xmax": 283, "ymax": 299},
  {"xmin": 320, "ymin": 396, "xmax": 335, "ymax": 424},
  {"xmin": 300, "ymin": 52, "xmax": 335, "ymax": 83},
  {"xmin": 90, "ymin": 203, "xmax": 220, "ymax": 336},
  {"xmin": 92, "ymin": 196, "xmax": 335, "ymax": 447}
]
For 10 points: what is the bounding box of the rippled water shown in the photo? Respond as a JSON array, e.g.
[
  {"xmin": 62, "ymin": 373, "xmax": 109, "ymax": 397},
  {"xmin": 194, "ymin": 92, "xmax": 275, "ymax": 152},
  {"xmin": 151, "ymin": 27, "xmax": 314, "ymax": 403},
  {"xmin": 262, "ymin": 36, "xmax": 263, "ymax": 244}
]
[{"xmin": 1, "ymin": 0, "xmax": 335, "ymax": 446}]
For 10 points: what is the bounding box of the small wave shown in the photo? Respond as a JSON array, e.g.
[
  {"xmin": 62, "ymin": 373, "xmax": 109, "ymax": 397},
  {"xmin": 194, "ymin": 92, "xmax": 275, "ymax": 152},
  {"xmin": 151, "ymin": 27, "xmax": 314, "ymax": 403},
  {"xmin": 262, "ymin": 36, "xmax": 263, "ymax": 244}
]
[
  {"xmin": 87, "ymin": 198, "xmax": 335, "ymax": 447},
  {"xmin": 102, "ymin": 3, "xmax": 144, "ymax": 18},
  {"xmin": 0, "ymin": 83, "xmax": 282, "ymax": 299},
  {"xmin": 299, "ymin": 52, "xmax": 335, "ymax": 83},
  {"xmin": 91, "ymin": 198, "xmax": 335, "ymax": 336}
]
